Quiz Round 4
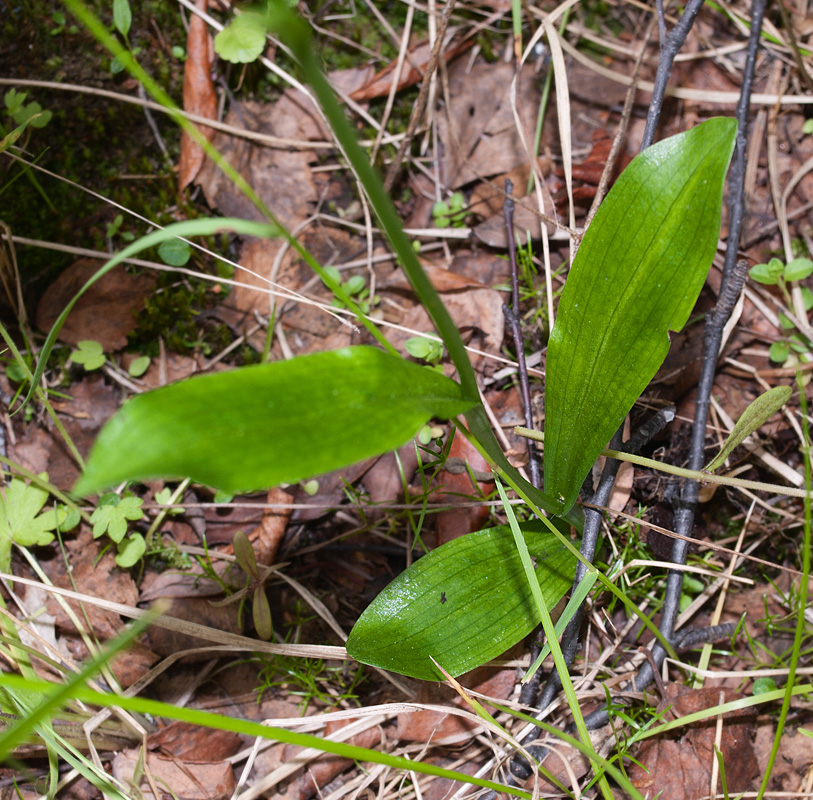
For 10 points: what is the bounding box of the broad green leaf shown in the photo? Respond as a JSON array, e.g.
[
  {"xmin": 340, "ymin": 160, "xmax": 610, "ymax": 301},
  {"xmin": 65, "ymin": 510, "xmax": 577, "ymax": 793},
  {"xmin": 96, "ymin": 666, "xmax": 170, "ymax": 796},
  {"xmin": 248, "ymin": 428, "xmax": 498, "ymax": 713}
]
[
  {"xmin": 74, "ymin": 347, "xmax": 475, "ymax": 497},
  {"xmin": 544, "ymin": 118, "xmax": 737, "ymax": 512},
  {"xmin": 70, "ymin": 340, "xmax": 105, "ymax": 371},
  {"xmin": 704, "ymin": 385, "xmax": 791, "ymax": 472},
  {"xmin": 346, "ymin": 521, "xmax": 576, "ymax": 681},
  {"xmin": 214, "ymin": 13, "xmax": 267, "ymax": 63},
  {"xmin": 128, "ymin": 355, "xmax": 150, "ymax": 377}
]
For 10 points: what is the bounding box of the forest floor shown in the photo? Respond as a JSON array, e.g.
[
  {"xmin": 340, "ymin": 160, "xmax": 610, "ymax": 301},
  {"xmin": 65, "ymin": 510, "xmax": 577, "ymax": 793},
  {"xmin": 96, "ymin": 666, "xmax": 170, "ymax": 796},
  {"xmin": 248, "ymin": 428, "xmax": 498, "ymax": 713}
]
[{"xmin": 2, "ymin": 0, "xmax": 813, "ymax": 798}]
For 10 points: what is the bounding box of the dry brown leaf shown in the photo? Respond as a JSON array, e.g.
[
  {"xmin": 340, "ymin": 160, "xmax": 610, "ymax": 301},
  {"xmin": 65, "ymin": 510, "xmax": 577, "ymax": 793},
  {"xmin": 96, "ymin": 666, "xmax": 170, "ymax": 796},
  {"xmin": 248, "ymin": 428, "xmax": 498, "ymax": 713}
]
[
  {"xmin": 42, "ymin": 529, "xmax": 138, "ymax": 640},
  {"xmin": 196, "ymin": 101, "xmax": 317, "ymax": 230},
  {"xmin": 396, "ymin": 661, "xmax": 516, "ymax": 744},
  {"xmin": 144, "ymin": 596, "xmax": 243, "ymax": 659},
  {"xmin": 254, "ymin": 486, "xmax": 294, "ymax": 566},
  {"xmin": 629, "ymin": 685, "xmax": 759, "ymax": 799},
  {"xmin": 436, "ymin": 60, "xmax": 541, "ymax": 189},
  {"xmin": 149, "ymin": 721, "xmax": 243, "ymax": 762},
  {"xmin": 113, "ymin": 750, "xmax": 234, "ymax": 800},
  {"xmin": 349, "ymin": 30, "xmax": 471, "ymax": 102},
  {"xmin": 35, "ymin": 258, "xmax": 155, "ymax": 350},
  {"xmin": 178, "ymin": 0, "xmax": 217, "ymax": 192}
]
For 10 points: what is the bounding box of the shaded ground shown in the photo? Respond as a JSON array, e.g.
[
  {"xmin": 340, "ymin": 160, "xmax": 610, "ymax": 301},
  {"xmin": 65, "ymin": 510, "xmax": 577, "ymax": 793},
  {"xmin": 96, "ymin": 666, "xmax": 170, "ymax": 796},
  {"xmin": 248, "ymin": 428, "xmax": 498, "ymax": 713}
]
[{"xmin": 2, "ymin": 1, "xmax": 813, "ymax": 798}]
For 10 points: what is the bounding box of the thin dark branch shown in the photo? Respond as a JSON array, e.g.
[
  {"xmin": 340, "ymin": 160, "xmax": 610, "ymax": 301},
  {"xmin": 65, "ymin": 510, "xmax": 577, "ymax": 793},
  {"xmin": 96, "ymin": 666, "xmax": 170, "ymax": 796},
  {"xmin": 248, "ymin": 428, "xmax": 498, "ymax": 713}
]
[
  {"xmin": 503, "ymin": 178, "xmax": 541, "ymax": 488},
  {"xmin": 631, "ymin": 0, "xmax": 767, "ymax": 694},
  {"xmin": 641, "ymin": 0, "xmax": 706, "ymax": 150}
]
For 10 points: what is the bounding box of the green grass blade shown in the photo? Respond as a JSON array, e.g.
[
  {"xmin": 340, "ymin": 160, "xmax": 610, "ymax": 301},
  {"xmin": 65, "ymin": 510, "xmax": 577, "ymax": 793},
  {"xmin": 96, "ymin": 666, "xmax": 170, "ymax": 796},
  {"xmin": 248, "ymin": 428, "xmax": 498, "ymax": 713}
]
[{"xmin": 0, "ymin": 673, "xmax": 533, "ymax": 800}]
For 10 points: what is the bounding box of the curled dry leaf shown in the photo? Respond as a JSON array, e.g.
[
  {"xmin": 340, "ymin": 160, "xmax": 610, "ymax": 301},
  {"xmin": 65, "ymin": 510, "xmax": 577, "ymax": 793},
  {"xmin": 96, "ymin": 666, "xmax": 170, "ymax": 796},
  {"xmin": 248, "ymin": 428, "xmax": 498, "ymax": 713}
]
[{"xmin": 179, "ymin": 0, "xmax": 218, "ymax": 192}]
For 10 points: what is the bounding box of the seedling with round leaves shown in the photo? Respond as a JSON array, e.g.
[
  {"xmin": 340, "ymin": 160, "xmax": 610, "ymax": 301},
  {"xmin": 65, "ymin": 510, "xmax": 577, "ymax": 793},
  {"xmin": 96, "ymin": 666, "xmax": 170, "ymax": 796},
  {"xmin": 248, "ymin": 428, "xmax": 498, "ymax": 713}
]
[
  {"xmin": 432, "ymin": 192, "xmax": 467, "ymax": 229},
  {"xmin": 749, "ymin": 256, "xmax": 813, "ymax": 367}
]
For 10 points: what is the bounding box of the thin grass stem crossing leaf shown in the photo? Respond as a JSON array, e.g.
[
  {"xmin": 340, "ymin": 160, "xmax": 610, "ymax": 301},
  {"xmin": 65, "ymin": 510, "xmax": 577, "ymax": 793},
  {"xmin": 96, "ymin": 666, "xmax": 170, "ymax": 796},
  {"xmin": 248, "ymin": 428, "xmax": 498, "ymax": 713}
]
[
  {"xmin": 346, "ymin": 522, "xmax": 576, "ymax": 681},
  {"xmin": 74, "ymin": 347, "xmax": 475, "ymax": 497},
  {"xmin": 544, "ymin": 118, "xmax": 737, "ymax": 512}
]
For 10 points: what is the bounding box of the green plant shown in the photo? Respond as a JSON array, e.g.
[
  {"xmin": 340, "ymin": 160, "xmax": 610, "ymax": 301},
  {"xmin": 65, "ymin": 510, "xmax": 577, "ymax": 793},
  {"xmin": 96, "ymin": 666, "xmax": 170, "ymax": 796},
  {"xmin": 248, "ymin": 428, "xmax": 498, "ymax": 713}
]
[
  {"xmin": 431, "ymin": 192, "xmax": 467, "ymax": 228},
  {"xmin": 61, "ymin": 6, "xmax": 738, "ymax": 683},
  {"xmin": 89, "ymin": 491, "xmax": 146, "ymax": 568},
  {"xmin": 321, "ymin": 266, "xmax": 379, "ymax": 314},
  {"xmin": 69, "ymin": 339, "xmax": 106, "ymax": 371},
  {"xmin": 749, "ymin": 256, "xmax": 813, "ymax": 365},
  {"xmin": 23, "ymin": 2, "xmax": 754, "ymax": 794},
  {"xmin": 0, "ymin": 474, "xmax": 77, "ymax": 572},
  {"xmin": 231, "ymin": 530, "xmax": 273, "ymax": 641}
]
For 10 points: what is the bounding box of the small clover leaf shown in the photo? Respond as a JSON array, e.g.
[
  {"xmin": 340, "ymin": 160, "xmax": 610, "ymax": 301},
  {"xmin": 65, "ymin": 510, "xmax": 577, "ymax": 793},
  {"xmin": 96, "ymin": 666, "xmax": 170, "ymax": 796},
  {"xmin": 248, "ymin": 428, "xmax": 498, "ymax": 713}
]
[
  {"xmin": 70, "ymin": 340, "xmax": 105, "ymax": 371},
  {"xmin": 158, "ymin": 238, "xmax": 191, "ymax": 267},
  {"xmin": 90, "ymin": 493, "xmax": 144, "ymax": 543},
  {"xmin": 115, "ymin": 533, "xmax": 146, "ymax": 569},
  {"xmin": 154, "ymin": 487, "xmax": 183, "ymax": 514}
]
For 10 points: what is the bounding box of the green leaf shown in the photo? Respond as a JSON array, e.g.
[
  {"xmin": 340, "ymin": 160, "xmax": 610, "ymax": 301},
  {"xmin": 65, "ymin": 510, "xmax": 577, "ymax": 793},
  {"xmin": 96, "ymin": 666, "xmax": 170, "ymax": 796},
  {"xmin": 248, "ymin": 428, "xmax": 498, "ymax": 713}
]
[
  {"xmin": 115, "ymin": 533, "xmax": 145, "ymax": 568},
  {"xmin": 128, "ymin": 355, "xmax": 150, "ymax": 377},
  {"xmin": 90, "ymin": 494, "xmax": 144, "ymax": 543},
  {"xmin": 213, "ymin": 13, "xmax": 267, "ymax": 63},
  {"xmin": 752, "ymin": 677, "xmax": 778, "ymax": 695},
  {"xmin": 346, "ymin": 521, "xmax": 576, "ymax": 681},
  {"xmin": 404, "ymin": 337, "xmax": 431, "ymax": 359},
  {"xmin": 749, "ymin": 258, "xmax": 784, "ymax": 286},
  {"xmin": 70, "ymin": 340, "xmax": 105, "ymax": 370},
  {"xmin": 112, "ymin": 0, "xmax": 132, "ymax": 37},
  {"xmin": 783, "ymin": 257, "xmax": 813, "ymax": 282},
  {"xmin": 4, "ymin": 89, "xmax": 26, "ymax": 114},
  {"xmin": 157, "ymin": 238, "xmax": 191, "ymax": 267},
  {"xmin": 544, "ymin": 118, "xmax": 737, "ymax": 512},
  {"xmin": 705, "ymin": 385, "xmax": 792, "ymax": 472},
  {"xmin": 801, "ymin": 286, "xmax": 813, "ymax": 311},
  {"xmin": 253, "ymin": 587, "xmax": 273, "ymax": 641},
  {"xmin": 0, "ymin": 476, "xmax": 67, "ymax": 572},
  {"xmin": 770, "ymin": 341, "xmax": 790, "ymax": 363},
  {"xmin": 233, "ymin": 530, "xmax": 259, "ymax": 580},
  {"xmin": 74, "ymin": 346, "xmax": 475, "ymax": 497}
]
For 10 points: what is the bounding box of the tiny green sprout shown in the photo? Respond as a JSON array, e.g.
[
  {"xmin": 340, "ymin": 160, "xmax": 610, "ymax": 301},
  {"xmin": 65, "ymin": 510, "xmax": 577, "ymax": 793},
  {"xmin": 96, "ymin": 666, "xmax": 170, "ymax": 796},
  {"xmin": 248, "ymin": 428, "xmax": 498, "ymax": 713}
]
[
  {"xmin": 752, "ymin": 676, "xmax": 778, "ymax": 695},
  {"xmin": 232, "ymin": 530, "xmax": 273, "ymax": 641},
  {"xmin": 70, "ymin": 340, "xmax": 105, "ymax": 371},
  {"xmin": 769, "ymin": 341, "xmax": 790, "ymax": 364},
  {"xmin": 405, "ymin": 336, "xmax": 444, "ymax": 366},
  {"xmin": 417, "ymin": 424, "xmax": 445, "ymax": 445},
  {"xmin": 804, "ymin": 119, "xmax": 813, "ymax": 136},
  {"xmin": 432, "ymin": 192, "xmax": 467, "ymax": 229},
  {"xmin": 172, "ymin": 45, "xmax": 187, "ymax": 60},
  {"xmin": 154, "ymin": 487, "xmax": 183, "ymax": 515},
  {"xmin": 301, "ymin": 479, "xmax": 319, "ymax": 496},
  {"xmin": 4, "ymin": 88, "xmax": 52, "ymax": 129},
  {"xmin": 112, "ymin": 0, "xmax": 132, "ymax": 38},
  {"xmin": 90, "ymin": 491, "xmax": 146, "ymax": 568},
  {"xmin": 749, "ymin": 257, "xmax": 785, "ymax": 285}
]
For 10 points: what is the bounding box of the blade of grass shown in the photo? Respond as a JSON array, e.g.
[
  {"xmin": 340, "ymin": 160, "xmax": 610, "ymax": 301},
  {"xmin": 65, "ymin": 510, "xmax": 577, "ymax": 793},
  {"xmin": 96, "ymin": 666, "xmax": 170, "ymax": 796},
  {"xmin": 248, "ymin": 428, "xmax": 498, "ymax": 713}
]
[
  {"xmin": 494, "ymin": 478, "xmax": 620, "ymax": 800},
  {"xmin": 0, "ymin": 673, "xmax": 533, "ymax": 799},
  {"xmin": 755, "ymin": 374, "xmax": 811, "ymax": 799}
]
